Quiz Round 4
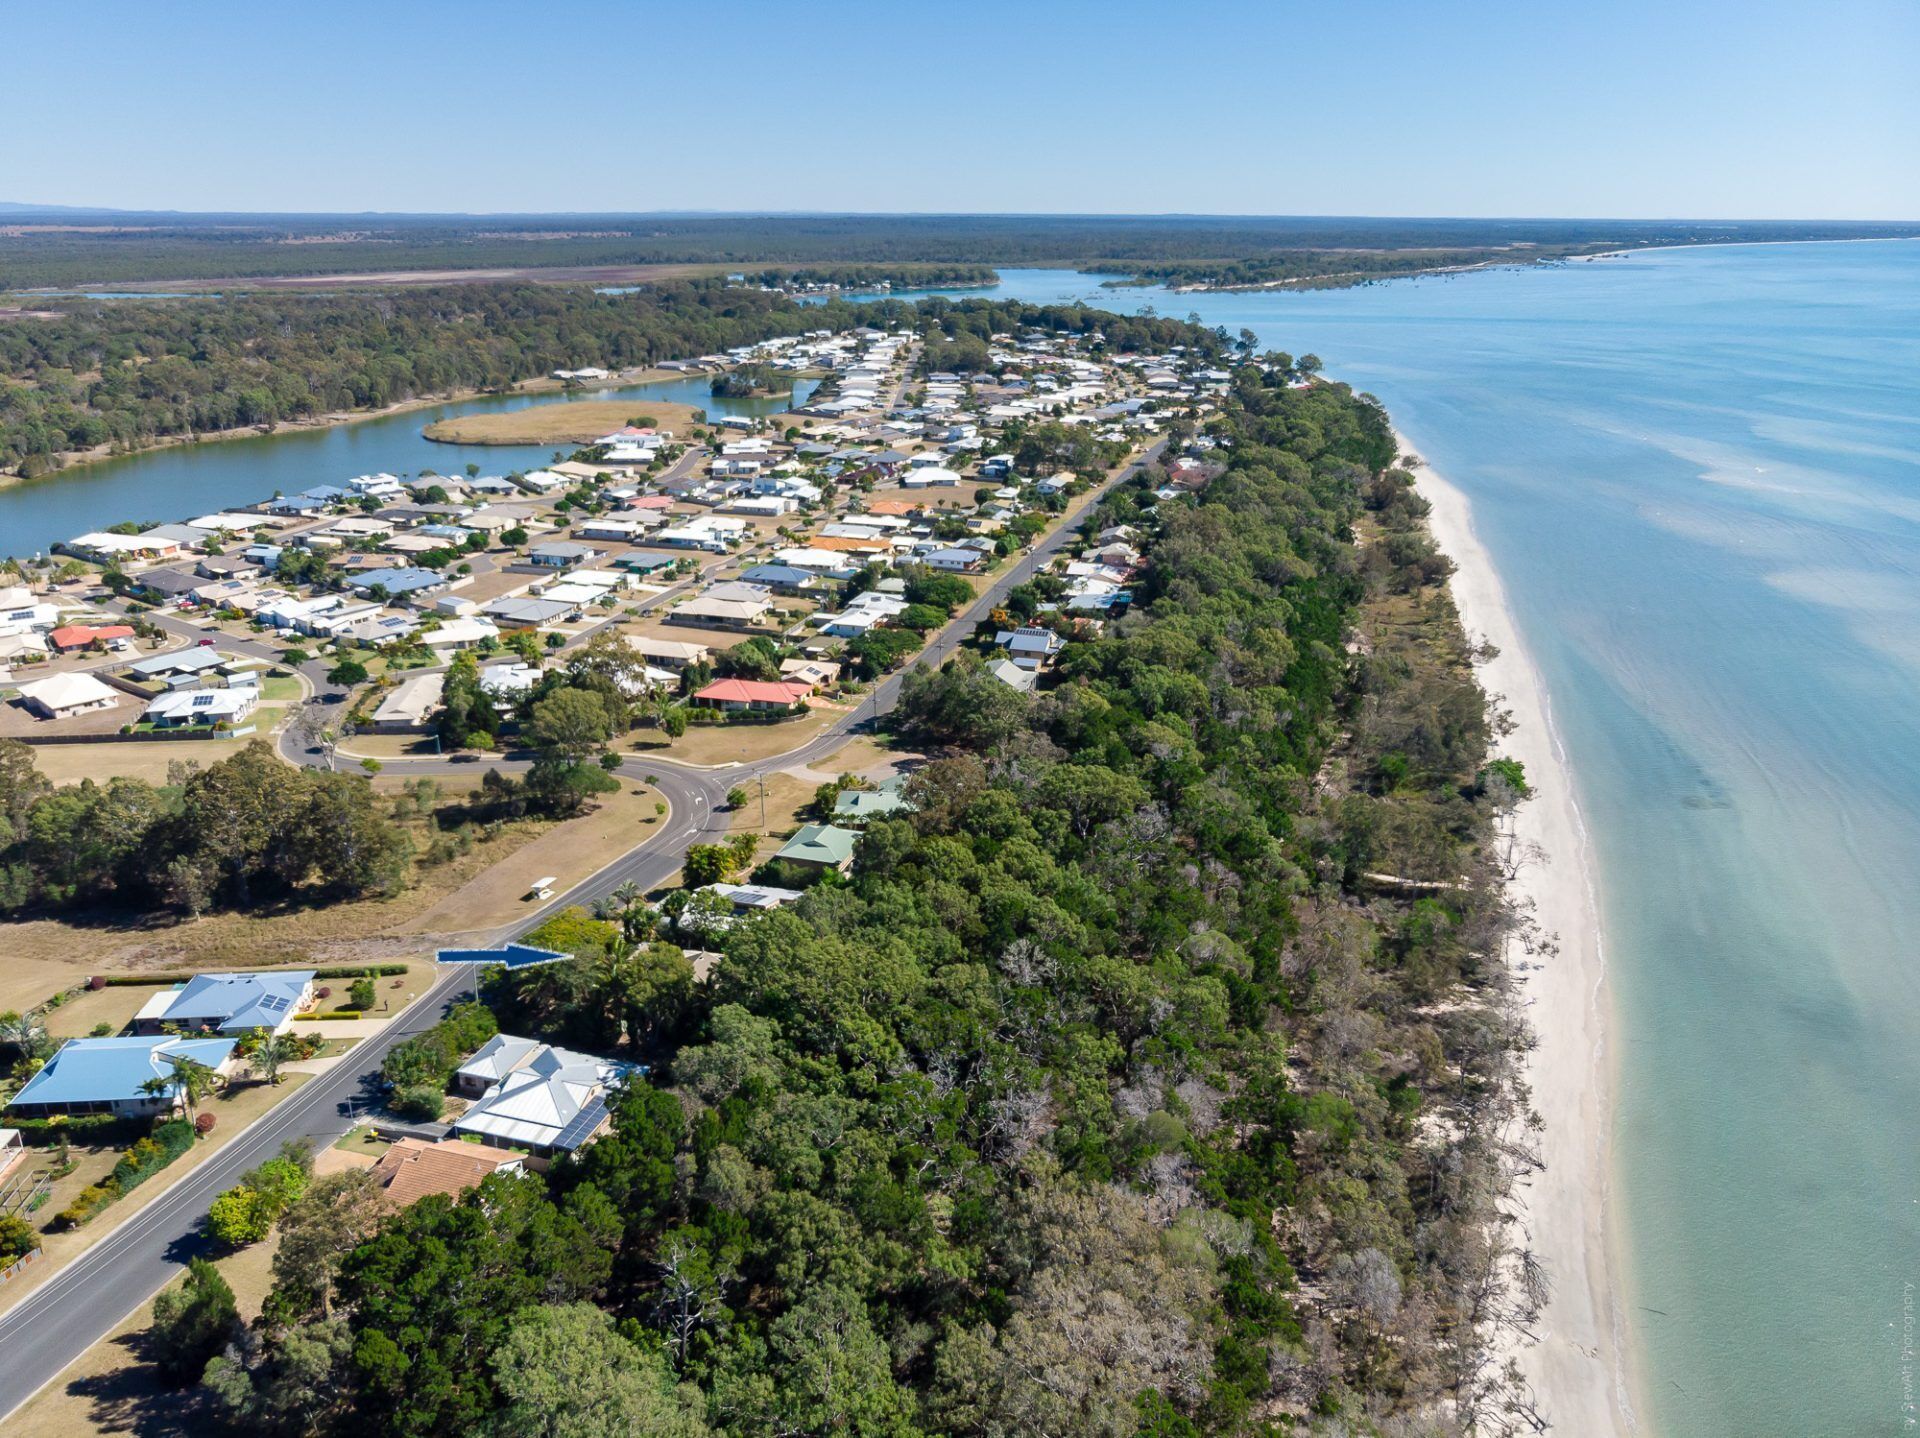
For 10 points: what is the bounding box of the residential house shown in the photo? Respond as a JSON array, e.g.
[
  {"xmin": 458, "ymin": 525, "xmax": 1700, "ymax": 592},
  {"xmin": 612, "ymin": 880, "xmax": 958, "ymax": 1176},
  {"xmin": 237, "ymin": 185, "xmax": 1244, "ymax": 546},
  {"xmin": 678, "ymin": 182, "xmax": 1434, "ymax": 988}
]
[
  {"xmin": 371, "ymin": 1137, "xmax": 524, "ymax": 1206},
  {"xmin": 347, "ymin": 566, "xmax": 447, "ymax": 600},
  {"xmin": 47, "ymin": 624, "xmax": 135, "ymax": 653},
  {"xmin": 740, "ymin": 563, "xmax": 821, "ymax": 596},
  {"xmin": 370, "ymin": 672, "xmax": 446, "ymax": 733},
  {"xmin": 691, "ymin": 678, "xmax": 812, "ymax": 712},
  {"xmin": 123, "ymin": 647, "xmax": 230, "ymax": 687},
  {"xmin": 142, "ymin": 686, "xmax": 259, "ymax": 728},
  {"xmin": 833, "ymin": 777, "xmax": 914, "ymax": 824},
  {"xmin": 779, "ymin": 658, "xmax": 841, "ymax": 690},
  {"xmin": 526, "ymin": 541, "xmax": 602, "ymax": 570},
  {"xmin": 987, "ymin": 658, "xmax": 1038, "ymax": 692},
  {"xmin": 921, "ymin": 546, "xmax": 986, "ymax": 573},
  {"xmin": 422, "ymin": 617, "xmax": 501, "ymax": 652},
  {"xmin": 15, "ymin": 672, "xmax": 120, "ymax": 720},
  {"xmin": 451, "ymin": 1036, "xmax": 637, "ymax": 1158},
  {"xmin": 133, "ymin": 970, "xmax": 316, "ymax": 1036},
  {"xmin": 485, "ymin": 597, "xmax": 580, "ymax": 627},
  {"xmin": 628, "ymin": 637, "xmax": 710, "ymax": 671},
  {"xmin": 133, "ymin": 567, "xmax": 205, "ymax": 603},
  {"xmin": 772, "ymin": 823, "xmax": 860, "ymax": 876},
  {"xmin": 667, "ymin": 596, "xmax": 772, "ymax": 632},
  {"xmin": 702, "ymin": 882, "xmax": 806, "ymax": 915},
  {"xmin": 993, "ymin": 626, "xmax": 1065, "ymax": 670},
  {"xmin": 5, "ymin": 1036, "xmax": 238, "ymax": 1119}
]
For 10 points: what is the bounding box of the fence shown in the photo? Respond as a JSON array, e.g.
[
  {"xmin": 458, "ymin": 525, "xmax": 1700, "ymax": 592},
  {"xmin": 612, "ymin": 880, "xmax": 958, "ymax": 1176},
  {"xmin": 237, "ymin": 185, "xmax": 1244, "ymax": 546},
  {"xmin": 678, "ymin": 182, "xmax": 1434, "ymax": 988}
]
[{"xmin": 0, "ymin": 1248, "xmax": 42, "ymax": 1284}]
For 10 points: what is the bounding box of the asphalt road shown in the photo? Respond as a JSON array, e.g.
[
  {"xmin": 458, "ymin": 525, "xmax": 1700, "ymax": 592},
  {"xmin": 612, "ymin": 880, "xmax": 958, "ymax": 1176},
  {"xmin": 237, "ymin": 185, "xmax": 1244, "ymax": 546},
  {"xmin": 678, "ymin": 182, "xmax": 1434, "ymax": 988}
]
[{"xmin": 0, "ymin": 438, "xmax": 1162, "ymax": 1420}]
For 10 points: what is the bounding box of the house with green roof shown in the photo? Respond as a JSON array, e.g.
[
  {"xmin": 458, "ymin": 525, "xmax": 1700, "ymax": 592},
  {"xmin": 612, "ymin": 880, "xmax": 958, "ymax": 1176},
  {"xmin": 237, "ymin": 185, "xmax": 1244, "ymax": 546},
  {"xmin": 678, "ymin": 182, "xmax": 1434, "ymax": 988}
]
[
  {"xmin": 773, "ymin": 823, "xmax": 860, "ymax": 876},
  {"xmin": 832, "ymin": 777, "xmax": 915, "ymax": 825}
]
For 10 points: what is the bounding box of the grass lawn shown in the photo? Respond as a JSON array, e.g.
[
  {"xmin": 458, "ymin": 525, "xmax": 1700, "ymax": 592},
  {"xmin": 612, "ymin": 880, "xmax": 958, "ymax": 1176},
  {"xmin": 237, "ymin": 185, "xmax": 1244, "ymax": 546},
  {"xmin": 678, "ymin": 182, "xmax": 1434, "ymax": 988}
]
[
  {"xmin": 0, "ymin": 1074, "xmax": 311, "ymax": 1321},
  {"xmin": 24, "ymin": 736, "xmax": 261, "ymax": 786},
  {"xmin": 41, "ymin": 985, "xmax": 153, "ymax": 1039},
  {"xmin": 631, "ymin": 706, "xmax": 833, "ymax": 767},
  {"xmin": 258, "ymin": 675, "xmax": 303, "ymax": 702},
  {"xmin": 725, "ymin": 769, "xmax": 818, "ymax": 839},
  {"xmin": 422, "ymin": 397, "xmax": 703, "ymax": 445},
  {"xmin": 331, "ymin": 1123, "xmax": 393, "ymax": 1160}
]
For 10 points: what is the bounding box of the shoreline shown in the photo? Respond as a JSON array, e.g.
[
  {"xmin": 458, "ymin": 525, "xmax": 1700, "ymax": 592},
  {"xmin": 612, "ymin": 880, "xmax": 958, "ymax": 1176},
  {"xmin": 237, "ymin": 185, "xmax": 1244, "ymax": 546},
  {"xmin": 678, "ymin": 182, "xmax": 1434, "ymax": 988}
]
[
  {"xmin": 0, "ymin": 366, "xmax": 689, "ymax": 492},
  {"xmin": 1402, "ymin": 434, "xmax": 1639, "ymax": 1437}
]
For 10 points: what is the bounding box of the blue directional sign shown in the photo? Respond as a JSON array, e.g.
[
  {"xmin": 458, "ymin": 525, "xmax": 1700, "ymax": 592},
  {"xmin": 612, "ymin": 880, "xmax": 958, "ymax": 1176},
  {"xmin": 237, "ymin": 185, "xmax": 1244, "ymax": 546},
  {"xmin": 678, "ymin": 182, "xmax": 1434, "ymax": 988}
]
[{"xmin": 436, "ymin": 942, "xmax": 571, "ymax": 970}]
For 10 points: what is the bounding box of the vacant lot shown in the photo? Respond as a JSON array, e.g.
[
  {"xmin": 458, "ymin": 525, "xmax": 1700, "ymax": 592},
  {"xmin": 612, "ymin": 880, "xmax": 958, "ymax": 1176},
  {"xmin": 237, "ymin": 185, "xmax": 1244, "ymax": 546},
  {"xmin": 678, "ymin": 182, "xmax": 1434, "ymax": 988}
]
[
  {"xmin": 400, "ymin": 780, "xmax": 667, "ymax": 936},
  {"xmin": 424, "ymin": 398, "xmax": 702, "ymax": 446}
]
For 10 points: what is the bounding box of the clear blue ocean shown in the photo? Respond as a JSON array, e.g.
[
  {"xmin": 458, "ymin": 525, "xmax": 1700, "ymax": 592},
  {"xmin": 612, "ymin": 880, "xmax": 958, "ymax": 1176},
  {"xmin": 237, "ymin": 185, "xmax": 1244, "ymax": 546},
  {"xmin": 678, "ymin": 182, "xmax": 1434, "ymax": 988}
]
[
  {"xmin": 7, "ymin": 245, "xmax": 1916, "ymax": 1433},
  {"xmin": 920, "ymin": 250, "xmax": 1920, "ymax": 1435}
]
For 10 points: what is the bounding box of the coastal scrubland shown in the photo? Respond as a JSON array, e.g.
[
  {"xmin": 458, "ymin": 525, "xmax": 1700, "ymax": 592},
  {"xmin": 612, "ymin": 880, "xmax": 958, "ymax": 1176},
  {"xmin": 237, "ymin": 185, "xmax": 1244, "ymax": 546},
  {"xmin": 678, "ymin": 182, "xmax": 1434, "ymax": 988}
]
[
  {"xmin": 154, "ymin": 364, "xmax": 1543, "ymax": 1436},
  {"xmin": 4, "ymin": 211, "xmax": 1911, "ymax": 293}
]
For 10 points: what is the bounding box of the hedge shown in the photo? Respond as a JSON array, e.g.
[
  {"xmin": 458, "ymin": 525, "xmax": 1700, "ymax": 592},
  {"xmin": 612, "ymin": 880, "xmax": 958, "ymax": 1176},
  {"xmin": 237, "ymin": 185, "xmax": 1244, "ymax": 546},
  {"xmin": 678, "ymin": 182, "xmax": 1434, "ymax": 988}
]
[
  {"xmin": 7, "ymin": 1114, "xmax": 151, "ymax": 1147},
  {"xmin": 97, "ymin": 963, "xmax": 406, "ymax": 989},
  {"xmin": 56, "ymin": 1119, "xmax": 195, "ymax": 1228}
]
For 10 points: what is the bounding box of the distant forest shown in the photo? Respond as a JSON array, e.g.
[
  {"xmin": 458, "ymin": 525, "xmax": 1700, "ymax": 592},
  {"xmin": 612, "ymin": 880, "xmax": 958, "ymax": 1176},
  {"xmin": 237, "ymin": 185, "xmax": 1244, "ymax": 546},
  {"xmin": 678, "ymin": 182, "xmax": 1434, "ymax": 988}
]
[
  {"xmin": 0, "ymin": 284, "xmax": 1224, "ymax": 475},
  {"xmin": 2, "ymin": 211, "xmax": 1913, "ymax": 292}
]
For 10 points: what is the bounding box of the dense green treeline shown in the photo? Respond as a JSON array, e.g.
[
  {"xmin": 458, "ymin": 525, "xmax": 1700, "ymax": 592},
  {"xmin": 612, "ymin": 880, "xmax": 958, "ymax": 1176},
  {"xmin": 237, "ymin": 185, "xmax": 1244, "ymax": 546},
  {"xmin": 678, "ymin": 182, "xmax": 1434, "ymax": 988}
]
[
  {"xmin": 0, "ymin": 740, "xmax": 413, "ymax": 915},
  {"xmin": 0, "ymin": 281, "xmax": 836, "ymax": 474},
  {"xmin": 0, "ymin": 284, "xmax": 1222, "ymax": 475},
  {"xmin": 179, "ymin": 365, "xmax": 1534, "ymax": 1435},
  {"xmin": 1111, "ymin": 249, "xmax": 1566, "ymax": 290},
  {"xmin": 4, "ymin": 212, "xmax": 1912, "ymax": 290}
]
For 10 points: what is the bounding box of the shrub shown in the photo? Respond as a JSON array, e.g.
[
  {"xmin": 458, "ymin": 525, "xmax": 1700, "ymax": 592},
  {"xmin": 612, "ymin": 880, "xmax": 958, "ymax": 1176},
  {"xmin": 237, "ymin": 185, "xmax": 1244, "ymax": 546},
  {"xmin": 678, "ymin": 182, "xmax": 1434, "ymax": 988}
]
[
  {"xmin": 347, "ymin": 978, "xmax": 377, "ymax": 1010},
  {"xmin": 391, "ymin": 1085, "xmax": 446, "ymax": 1122},
  {"xmin": 207, "ymin": 1185, "xmax": 273, "ymax": 1245},
  {"xmin": 194, "ymin": 1113, "xmax": 216, "ymax": 1137},
  {"xmin": 381, "ymin": 1000, "xmax": 497, "ymax": 1093},
  {"xmin": 0, "ymin": 1214, "xmax": 38, "ymax": 1263},
  {"xmin": 56, "ymin": 1185, "xmax": 112, "ymax": 1228},
  {"xmin": 150, "ymin": 1258, "xmax": 238, "ymax": 1386}
]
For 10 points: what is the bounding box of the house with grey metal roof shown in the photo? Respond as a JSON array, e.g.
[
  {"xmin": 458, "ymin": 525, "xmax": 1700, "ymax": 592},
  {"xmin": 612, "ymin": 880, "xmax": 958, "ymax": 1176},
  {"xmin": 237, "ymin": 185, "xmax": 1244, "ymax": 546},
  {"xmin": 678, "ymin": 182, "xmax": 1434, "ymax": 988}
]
[{"xmin": 450, "ymin": 1037, "xmax": 637, "ymax": 1158}]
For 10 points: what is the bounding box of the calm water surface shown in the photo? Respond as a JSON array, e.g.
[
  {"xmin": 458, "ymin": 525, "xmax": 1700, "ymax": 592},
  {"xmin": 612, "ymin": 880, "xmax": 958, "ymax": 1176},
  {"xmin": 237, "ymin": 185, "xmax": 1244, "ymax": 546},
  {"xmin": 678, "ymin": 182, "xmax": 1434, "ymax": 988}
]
[
  {"xmin": 922, "ymin": 254, "xmax": 1920, "ymax": 1436},
  {"xmin": 0, "ymin": 373, "xmax": 816, "ymax": 559},
  {"xmin": 9, "ymin": 250, "xmax": 1916, "ymax": 1433}
]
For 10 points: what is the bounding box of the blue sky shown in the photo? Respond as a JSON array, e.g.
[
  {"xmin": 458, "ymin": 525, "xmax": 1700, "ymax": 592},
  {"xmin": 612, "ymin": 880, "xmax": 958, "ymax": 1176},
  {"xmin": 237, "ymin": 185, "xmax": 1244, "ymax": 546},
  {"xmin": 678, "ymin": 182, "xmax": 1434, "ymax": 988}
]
[{"xmin": 6, "ymin": 0, "xmax": 1917, "ymax": 219}]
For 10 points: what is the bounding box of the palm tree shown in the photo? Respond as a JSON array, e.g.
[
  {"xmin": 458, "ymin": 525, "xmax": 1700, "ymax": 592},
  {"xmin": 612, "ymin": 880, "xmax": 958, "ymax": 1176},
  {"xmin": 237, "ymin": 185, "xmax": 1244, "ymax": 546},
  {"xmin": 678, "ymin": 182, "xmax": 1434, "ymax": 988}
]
[
  {"xmin": 251, "ymin": 1032, "xmax": 298, "ymax": 1087},
  {"xmin": 0, "ymin": 1011, "xmax": 49, "ymax": 1065},
  {"xmin": 157, "ymin": 1056, "xmax": 222, "ymax": 1120}
]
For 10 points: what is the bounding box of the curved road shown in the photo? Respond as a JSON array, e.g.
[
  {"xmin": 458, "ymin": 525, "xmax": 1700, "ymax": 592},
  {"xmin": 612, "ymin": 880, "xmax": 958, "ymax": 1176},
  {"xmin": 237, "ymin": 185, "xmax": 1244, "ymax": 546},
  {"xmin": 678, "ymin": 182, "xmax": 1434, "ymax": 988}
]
[{"xmin": 0, "ymin": 440, "xmax": 1162, "ymax": 1420}]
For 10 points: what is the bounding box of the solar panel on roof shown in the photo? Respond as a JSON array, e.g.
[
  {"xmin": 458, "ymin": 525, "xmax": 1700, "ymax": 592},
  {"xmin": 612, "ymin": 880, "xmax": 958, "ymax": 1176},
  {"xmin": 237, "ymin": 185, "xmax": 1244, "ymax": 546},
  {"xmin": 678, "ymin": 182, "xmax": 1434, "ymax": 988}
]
[{"xmin": 551, "ymin": 1095, "xmax": 609, "ymax": 1153}]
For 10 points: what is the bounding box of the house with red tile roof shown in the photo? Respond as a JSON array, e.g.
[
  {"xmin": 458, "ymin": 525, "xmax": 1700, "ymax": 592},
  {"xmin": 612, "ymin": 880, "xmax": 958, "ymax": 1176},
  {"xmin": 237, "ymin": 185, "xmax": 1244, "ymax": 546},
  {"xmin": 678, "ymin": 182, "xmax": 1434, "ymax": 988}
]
[{"xmin": 691, "ymin": 678, "xmax": 813, "ymax": 712}]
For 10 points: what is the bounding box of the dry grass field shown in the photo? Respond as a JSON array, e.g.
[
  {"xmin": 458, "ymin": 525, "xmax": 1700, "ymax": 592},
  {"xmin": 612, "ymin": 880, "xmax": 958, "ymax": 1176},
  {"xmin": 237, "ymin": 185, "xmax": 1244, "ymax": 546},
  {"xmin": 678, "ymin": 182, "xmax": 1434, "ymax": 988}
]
[{"xmin": 423, "ymin": 398, "xmax": 703, "ymax": 445}]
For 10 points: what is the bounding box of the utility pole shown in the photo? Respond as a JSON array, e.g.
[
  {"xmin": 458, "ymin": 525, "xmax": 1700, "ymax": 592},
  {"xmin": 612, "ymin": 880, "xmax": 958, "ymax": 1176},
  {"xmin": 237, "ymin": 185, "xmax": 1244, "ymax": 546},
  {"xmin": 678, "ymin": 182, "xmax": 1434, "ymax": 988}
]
[{"xmin": 758, "ymin": 772, "xmax": 767, "ymax": 831}]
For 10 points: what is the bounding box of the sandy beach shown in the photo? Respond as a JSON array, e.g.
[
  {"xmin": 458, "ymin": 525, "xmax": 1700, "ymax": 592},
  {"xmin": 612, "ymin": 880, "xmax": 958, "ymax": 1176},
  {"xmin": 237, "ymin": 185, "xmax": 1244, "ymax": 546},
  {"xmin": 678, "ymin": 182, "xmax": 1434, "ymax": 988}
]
[{"xmin": 1405, "ymin": 437, "xmax": 1638, "ymax": 1437}]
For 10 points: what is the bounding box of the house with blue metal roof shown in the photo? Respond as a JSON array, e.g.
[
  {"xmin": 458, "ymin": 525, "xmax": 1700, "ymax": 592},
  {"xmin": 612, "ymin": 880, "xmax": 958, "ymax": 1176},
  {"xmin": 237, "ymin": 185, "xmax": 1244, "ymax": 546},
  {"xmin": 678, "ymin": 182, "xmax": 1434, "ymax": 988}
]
[
  {"xmin": 346, "ymin": 566, "xmax": 447, "ymax": 598},
  {"xmin": 6, "ymin": 1036, "xmax": 237, "ymax": 1118},
  {"xmin": 132, "ymin": 970, "xmax": 316, "ymax": 1036}
]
